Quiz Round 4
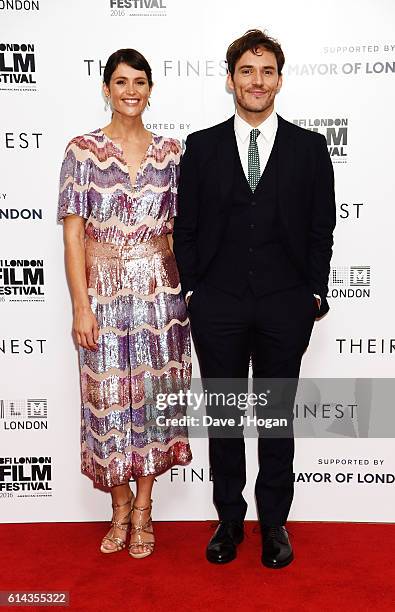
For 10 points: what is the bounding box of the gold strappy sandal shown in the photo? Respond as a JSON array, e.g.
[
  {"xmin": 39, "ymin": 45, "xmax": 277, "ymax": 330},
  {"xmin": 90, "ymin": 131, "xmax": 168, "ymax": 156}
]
[
  {"xmin": 128, "ymin": 500, "xmax": 155, "ymax": 559},
  {"xmin": 100, "ymin": 495, "xmax": 135, "ymax": 554}
]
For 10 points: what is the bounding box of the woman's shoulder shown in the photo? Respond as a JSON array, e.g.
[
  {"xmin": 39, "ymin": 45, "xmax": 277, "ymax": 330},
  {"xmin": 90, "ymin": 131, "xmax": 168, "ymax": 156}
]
[
  {"xmin": 153, "ymin": 134, "xmax": 183, "ymax": 161},
  {"xmin": 63, "ymin": 129, "xmax": 105, "ymax": 157}
]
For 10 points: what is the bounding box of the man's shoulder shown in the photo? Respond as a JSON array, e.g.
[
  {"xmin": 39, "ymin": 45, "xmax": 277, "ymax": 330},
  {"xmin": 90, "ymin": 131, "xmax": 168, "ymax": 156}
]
[
  {"xmin": 278, "ymin": 115, "xmax": 327, "ymax": 146},
  {"xmin": 186, "ymin": 117, "xmax": 233, "ymax": 146}
]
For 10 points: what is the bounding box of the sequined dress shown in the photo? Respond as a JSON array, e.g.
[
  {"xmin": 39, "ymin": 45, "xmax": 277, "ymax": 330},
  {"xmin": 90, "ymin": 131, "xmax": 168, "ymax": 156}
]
[{"xmin": 58, "ymin": 129, "xmax": 192, "ymax": 488}]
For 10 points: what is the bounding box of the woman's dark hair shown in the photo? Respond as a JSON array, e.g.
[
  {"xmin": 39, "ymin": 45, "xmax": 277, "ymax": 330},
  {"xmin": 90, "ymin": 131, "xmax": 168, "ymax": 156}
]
[
  {"xmin": 226, "ymin": 29, "xmax": 285, "ymax": 77},
  {"xmin": 103, "ymin": 48, "xmax": 153, "ymax": 87}
]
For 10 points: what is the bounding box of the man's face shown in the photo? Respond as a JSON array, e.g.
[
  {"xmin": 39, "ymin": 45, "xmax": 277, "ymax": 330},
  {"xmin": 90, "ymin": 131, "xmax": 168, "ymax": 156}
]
[{"xmin": 227, "ymin": 47, "xmax": 282, "ymax": 116}]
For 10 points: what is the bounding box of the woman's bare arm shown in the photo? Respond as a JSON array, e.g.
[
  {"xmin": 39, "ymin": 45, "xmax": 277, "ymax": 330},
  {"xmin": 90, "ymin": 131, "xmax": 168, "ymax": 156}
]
[
  {"xmin": 63, "ymin": 216, "xmax": 98, "ymax": 350},
  {"xmin": 167, "ymin": 218, "xmax": 174, "ymax": 251}
]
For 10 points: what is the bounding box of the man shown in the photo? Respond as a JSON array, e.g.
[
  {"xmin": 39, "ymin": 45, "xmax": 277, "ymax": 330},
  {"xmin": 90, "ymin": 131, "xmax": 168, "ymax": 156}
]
[{"xmin": 173, "ymin": 29, "xmax": 335, "ymax": 568}]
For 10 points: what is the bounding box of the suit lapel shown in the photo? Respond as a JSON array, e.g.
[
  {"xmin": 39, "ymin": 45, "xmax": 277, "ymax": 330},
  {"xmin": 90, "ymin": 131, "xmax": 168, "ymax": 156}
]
[
  {"xmin": 217, "ymin": 117, "xmax": 238, "ymax": 209},
  {"xmin": 276, "ymin": 115, "xmax": 297, "ymax": 225}
]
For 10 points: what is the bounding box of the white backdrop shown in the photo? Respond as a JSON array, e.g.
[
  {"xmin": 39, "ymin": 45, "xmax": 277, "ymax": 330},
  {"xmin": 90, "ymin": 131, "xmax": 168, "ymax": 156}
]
[{"xmin": 1, "ymin": 0, "xmax": 395, "ymax": 523}]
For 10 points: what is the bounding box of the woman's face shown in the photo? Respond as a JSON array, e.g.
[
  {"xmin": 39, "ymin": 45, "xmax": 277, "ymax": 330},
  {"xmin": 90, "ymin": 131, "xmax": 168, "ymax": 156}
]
[{"xmin": 103, "ymin": 62, "xmax": 151, "ymax": 118}]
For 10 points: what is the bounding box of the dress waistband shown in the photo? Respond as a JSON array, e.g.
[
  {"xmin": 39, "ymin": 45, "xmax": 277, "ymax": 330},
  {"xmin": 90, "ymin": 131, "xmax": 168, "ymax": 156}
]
[{"xmin": 85, "ymin": 236, "xmax": 171, "ymax": 259}]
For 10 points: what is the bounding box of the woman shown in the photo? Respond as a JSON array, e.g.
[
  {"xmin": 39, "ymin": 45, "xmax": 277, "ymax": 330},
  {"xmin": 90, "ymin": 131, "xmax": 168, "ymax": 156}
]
[{"xmin": 58, "ymin": 49, "xmax": 192, "ymax": 558}]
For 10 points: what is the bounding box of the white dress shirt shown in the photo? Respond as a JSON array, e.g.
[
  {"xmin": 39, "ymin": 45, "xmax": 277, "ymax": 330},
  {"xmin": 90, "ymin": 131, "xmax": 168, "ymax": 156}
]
[{"xmin": 234, "ymin": 109, "xmax": 278, "ymax": 179}]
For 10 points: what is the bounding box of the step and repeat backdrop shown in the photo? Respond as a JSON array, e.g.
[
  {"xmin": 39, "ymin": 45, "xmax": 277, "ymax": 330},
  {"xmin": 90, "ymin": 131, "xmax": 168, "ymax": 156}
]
[{"xmin": 1, "ymin": 0, "xmax": 395, "ymax": 523}]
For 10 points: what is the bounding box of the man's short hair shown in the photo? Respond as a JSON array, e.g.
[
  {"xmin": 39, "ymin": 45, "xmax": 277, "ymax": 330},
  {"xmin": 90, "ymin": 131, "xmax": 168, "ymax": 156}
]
[{"xmin": 226, "ymin": 29, "xmax": 285, "ymax": 77}]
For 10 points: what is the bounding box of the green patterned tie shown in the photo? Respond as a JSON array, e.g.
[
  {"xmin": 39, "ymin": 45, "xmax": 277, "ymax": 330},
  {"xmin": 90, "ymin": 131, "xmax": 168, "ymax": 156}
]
[{"xmin": 248, "ymin": 128, "xmax": 260, "ymax": 191}]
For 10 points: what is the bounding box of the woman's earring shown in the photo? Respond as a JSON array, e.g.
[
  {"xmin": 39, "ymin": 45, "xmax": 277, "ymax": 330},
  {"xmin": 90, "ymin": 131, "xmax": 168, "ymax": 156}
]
[{"xmin": 105, "ymin": 97, "xmax": 110, "ymax": 111}]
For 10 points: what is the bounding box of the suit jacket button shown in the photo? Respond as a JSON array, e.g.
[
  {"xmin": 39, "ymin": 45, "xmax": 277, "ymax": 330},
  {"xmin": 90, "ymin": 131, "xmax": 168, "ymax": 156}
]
[
  {"xmin": 250, "ymin": 223, "xmax": 255, "ymax": 229},
  {"xmin": 248, "ymin": 270, "xmax": 254, "ymax": 275},
  {"xmin": 251, "ymin": 200, "xmax": 256, "ymax": 206}
]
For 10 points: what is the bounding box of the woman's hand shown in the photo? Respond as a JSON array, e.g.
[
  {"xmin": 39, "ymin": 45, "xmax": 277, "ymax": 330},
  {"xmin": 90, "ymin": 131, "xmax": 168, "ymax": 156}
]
[{"xmin": 73, "ymin": 306, "xmax": 99, "ymax": 350}]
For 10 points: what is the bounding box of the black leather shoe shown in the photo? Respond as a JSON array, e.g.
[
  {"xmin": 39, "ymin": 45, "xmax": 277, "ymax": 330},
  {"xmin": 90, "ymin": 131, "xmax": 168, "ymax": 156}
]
[
  {"xmin": 206, "ymin": 520, "xmax": 244, "ymax": 564},
  {"xmin": 261, "ymin": 526, "xmax": 293, "ymax": 569}
]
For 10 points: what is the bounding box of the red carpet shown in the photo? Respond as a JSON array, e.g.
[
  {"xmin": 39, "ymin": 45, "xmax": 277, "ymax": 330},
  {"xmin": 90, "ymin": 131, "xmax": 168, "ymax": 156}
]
[{"xmin": 1, "ymin": 521, "xmax": 395, "ymax": 612}]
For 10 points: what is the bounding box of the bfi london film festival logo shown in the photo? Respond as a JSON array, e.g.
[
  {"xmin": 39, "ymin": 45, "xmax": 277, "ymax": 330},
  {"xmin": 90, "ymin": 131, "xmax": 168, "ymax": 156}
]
[
  {"xmin": 109, "ymin": 0, "xmax": 167, "ymax": 17},
  {"xmin": 0, "ymin": 43, "xmax": 36, "ymax": 92},
  {"xmin": 0, "ymin": 257, "xmax": 45, "ymax": 302},
  {"xmin": 0, "ymin": 456, "xmax": 52, "ymax": 497},
  {"xmin": 0, "ymin": 398, "xmax": 48, "ymax": 432},
  {"xmin": 293, "ymin": 117, "xmax": 348, "ymax": 163},
  {"xmin": 328, "ymin": 266, "xmax": 371, "ymax": 299}
]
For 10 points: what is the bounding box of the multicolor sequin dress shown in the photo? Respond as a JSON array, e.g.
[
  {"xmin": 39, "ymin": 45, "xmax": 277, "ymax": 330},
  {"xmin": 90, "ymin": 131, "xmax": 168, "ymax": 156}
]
[{"xmin": 58, "ymin": 129, "xmax": 192, "ymax": 488}]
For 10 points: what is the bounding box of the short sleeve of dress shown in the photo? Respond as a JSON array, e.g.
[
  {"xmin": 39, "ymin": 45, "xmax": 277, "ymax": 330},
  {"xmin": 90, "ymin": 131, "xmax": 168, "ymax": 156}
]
[
  {"xmin": 168, "ymin": 139, "xmax": 182, "ymax": 220},
  {"xmin": 57, "ymin": 137, "xmax": 91, "ymax": 223}
]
